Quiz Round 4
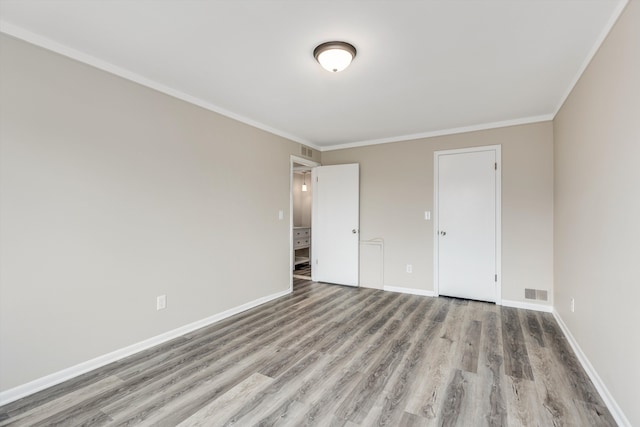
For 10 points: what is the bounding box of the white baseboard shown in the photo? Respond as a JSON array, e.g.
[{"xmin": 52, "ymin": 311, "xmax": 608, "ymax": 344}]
[
  {"xmin": 0, "ymin": 288, "xmax": 291, "ymax": 406},
  {"xmin": 383, "ymin": 286, "xmax": 435, "ymax": 297},
  {"xmin": 552, "ymin": 310, "xmax": 631, "ymax": 427},
  {"xmin": 500, "ymin": 299, "xmax": 553, "ymax": 312}
]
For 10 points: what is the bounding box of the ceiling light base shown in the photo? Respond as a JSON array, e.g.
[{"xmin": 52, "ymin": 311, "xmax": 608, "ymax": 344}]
[{"xmin": 313, "ymin": 41, "xmax": 357, "ymax": 73}]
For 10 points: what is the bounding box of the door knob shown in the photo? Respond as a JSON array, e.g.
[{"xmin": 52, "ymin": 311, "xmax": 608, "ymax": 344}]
[
  {"xmin": 352, "ymin": 229, "xmax": 358, "ymax": 234},
  {"xmin": 440, "ymin": 231, "xmax": 446, "ymax": 236}
]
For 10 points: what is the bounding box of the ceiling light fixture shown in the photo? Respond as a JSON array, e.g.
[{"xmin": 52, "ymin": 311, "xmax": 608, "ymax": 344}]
[
  {"xmin": 302, "ymin": 172, "xmax": 308, "ymax": 192},
  {"xmin": 313, "ymin": 41, "xmax": 357, "ymax": 73}
]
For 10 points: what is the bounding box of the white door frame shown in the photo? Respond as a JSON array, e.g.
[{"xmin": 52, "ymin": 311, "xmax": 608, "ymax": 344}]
[
  {"xmin": 290, "ymin": 155, "xmax": 320, "ymax": 292},
  {"xmin": 433, "ymin": 145, "xmax": 502, "ymax": 303}
]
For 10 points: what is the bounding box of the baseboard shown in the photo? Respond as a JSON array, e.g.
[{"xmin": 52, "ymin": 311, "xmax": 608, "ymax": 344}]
[
  {"xmin": 383, "ymin": 286, "xmax": 435, "ymax": 297},
  {"xmin": 0, "ymin": 288, "xmax": 291, "ymax": 406},
  {"xmin": 500, "ymin": 299, "xmax": 553, "ymax": 312},
  {"xmin": 552, "ymin": 310, "xmax": 631, "ymax": 427}
]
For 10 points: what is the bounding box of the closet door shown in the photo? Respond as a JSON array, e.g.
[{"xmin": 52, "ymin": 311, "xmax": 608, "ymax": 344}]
[{"xmin": 435, "ymin": 146, "xmax": 500, "ymax": 302}]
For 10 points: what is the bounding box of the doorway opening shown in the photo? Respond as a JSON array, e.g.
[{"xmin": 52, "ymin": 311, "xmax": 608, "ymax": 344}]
[{"xmin": 290, "ymin": 156, "xmax": 319, "ymax": 290}]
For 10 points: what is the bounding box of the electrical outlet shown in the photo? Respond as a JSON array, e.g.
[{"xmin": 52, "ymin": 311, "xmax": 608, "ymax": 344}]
[
  {"xmin": 157, "ymin": 295, "xmax": 167, "ymax": 311},
  {"xmin": 406, "ymin": 264, "xmax": 413, "ymax": 274},
  {"xmin": 570, "ymin": 298, "xmax": 575, "ymax": 313}
]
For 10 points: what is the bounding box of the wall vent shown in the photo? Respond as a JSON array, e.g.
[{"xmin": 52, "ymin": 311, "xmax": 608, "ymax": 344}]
[
  {"xmin": 525, "ymin": 288, "xmax": 548, "ymax": 301},
  {"xmin": 300, "ymin": 145, "xmax": 313, "ymax": 158}
]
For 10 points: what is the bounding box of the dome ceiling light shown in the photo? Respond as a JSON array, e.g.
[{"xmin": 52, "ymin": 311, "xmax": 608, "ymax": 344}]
[{"xmin": 313, "ymin": 41, "xmax": 357, "ymax": 73}]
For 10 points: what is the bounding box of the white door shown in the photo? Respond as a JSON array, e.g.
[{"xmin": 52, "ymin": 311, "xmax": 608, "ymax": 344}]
[
  {"xmin": 312, "ymin": 164, "xmax": 360, "ymax": 286},
  {"xmin": 435, "ymin": 146, "xmax": 500, "ymax": 302}
]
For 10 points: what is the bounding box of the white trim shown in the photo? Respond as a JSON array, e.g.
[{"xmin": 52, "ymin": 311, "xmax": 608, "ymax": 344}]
[
  {"xmin": 433, "ymin": 145, "xmax": 502, "ymax": 303},
  {"xmin": 0, "ymin": 21, "xmax": 323, "ymax": 152},
  {"xmin": 433, "ymin": 154, "xmax": 440, "ymax": 297},
  {"xmin": 290, "ymin": 156, "xmax": 320, "ymax": 291},
  {"xmin": 2, "ymin": 0, "xmax": 627, "ymax": 155},
  {"xmin": 495, "ymin": 147, "xmax": 502, "ymax": 304},
  {"xmin": 500, "ymin": 299, "xmax": 553, "ymax": 313},
  {"xmin": 552, "ymin": 0, "xmax": 629, "ymax": 117},
  {"xmin": 552, "ymin": 310, "xmax": 632, "ymax": 427},
  {"xmin": 321, "ymin": 115, "xmax": 552, "ymax": 152},
  {"xmin": 0, "ymin": 288, "xmax": 290, "ymax": 406},
  {"xmin": 384, "ymin": 286, "xmax": 435, "ymax": 297},
  {"xmin": 0, "ymin": 21, "xmax": 552, "ymax": 154},
  {"xmin": 290, "ymin": 155, "xmax": 320, "ymax": 168}
]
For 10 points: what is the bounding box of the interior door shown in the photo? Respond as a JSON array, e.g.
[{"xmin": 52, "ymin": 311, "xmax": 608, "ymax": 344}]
[
  {"xmin": 437, "ymin": 148, "xmax": 498, "ymax": 302},
  {"xmin": 312, "ymin": 164, "xmax": 360, "ymax": 286}
]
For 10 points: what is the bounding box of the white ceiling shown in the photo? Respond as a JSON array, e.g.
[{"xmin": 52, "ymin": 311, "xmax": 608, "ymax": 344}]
[{"xmin": 0, "ymin": 0, "xmax": 627, "ymax": 150}]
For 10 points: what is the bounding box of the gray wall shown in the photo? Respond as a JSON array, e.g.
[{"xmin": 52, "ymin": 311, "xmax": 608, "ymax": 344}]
[
  {"xmin": 554, "ymin": 1, "xmax": 639, "ymax": 425},
  {"xmin": 322, "ymin": 122, "xmax": 554, "ymax": 305},
  {"xmin": 0, "ymin": 34, "xmax": 319, "ymax": 391}
]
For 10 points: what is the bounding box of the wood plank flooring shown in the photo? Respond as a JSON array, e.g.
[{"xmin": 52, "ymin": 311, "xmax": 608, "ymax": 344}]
[
  {"xmin": 0, "ymin": 281, "xmax": 616, "ymax": 426},
  {"xmin": 292, "ymin": 265, "xmax": 311, "ymax": 287}
]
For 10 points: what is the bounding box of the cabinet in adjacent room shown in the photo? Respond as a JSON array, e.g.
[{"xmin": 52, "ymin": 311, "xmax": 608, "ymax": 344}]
[
  {"xmin": 292, "ymin": 169, "xmax": 312, "ymax": 272},
  {"xmin": 293, "ymin": 226, "xmax": 311, "ymax": 266}
]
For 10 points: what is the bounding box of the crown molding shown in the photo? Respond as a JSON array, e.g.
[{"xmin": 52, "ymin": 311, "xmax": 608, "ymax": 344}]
[
  {"xmin": 2, "ymin": 0, "xmax": 627, "ymax": 155},
  {"xmin": 552, "ymin": 0, "xmax": 629, "ymax": 116},
  {"xmin": 0, "ymin": 21, "xmax": 325, "ymax": 152},
  {"xmin": 320, "ymin": 114, "xmax": 553, "ymax": 152}
]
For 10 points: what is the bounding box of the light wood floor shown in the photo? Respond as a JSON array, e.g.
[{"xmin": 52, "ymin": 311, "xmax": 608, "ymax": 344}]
[{"xmin": 0, "ymin": 281, "xmax": 616, "ymax": 426}]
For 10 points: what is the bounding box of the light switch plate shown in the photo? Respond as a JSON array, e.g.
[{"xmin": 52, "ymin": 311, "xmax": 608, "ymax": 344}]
[
  {"xmin": 278, "ymin": 210, "xmax": 284, "ymax": 220},
  {"xmin": 424, "ymin": 211, "xmax": 431, "ymax": 221},
  {"xmin": 157, "ymin": 295, "xmax": 167, "ymax": 310}
]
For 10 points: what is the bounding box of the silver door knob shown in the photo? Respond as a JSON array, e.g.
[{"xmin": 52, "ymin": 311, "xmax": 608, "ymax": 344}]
[
  {"xmin": 440, "ymin": 231, "xmax": 446, "ymax": 236},
  {"xmin": 352, "ymin": 229, "xmax": 358, "ymax": 234}
]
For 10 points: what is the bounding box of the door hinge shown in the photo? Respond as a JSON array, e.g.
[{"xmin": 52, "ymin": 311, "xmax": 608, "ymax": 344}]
[
  {"xmin": 495, "ymin": 274, "xmax": 498, "ymax": 282},
  {"xmin": 494, "ymin": 162, "xmax": 497, "ymax": 170}
]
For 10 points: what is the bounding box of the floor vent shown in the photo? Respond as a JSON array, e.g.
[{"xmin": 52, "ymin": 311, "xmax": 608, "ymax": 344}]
[{"xmin": 525, "ymin": 288, "xmax": 548, "ymax": 301}]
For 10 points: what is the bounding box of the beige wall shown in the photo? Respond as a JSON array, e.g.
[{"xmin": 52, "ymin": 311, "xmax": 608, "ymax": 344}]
[
  {"xmin": 554, "ymin": 2, "xmax": 639, "ymax": 425},
  {"xmin": 322, "ymin": 122, "xmax": 554, "ymax": 304},
  {"xmin": 293, "ymin": 173, "xmax": 304, "ymax": 226},
  {"xmin": 0, "ymin": 34, "xmax": 319, "ymax": 392},
  {"xmin": 2, "ymin": 6, "xmax": 636, "ymax": 423},
  {"xmin": 292, "ymin": 172, "xmax": 312, "ymax": 228}
]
